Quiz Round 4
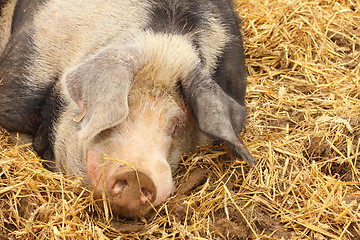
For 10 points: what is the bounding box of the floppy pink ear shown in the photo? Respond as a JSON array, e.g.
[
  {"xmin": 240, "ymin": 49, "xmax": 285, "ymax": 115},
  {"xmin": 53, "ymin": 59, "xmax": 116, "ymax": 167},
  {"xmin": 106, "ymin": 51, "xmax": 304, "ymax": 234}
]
[
  {"xmin": 63, "ymin": 47, "xmax": 139, "ymax": 141},
  {"xmin": 186, "ymin": 72, "xmax": 256, "ymax": 166}
]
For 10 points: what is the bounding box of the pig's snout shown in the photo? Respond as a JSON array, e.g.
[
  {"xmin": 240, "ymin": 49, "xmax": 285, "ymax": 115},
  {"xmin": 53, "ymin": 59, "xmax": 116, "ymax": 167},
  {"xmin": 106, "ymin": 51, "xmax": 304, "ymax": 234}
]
[{"xmin": 108, "ymin": 167, "xmax": 157, "ymax": 217}]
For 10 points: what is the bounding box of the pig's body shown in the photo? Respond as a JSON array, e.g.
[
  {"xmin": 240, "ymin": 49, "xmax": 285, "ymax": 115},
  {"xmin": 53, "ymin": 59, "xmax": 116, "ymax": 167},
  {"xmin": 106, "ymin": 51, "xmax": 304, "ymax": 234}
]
[{"xmin": 0, "ymin": 0, "xmax": 255, "ymax": 217}]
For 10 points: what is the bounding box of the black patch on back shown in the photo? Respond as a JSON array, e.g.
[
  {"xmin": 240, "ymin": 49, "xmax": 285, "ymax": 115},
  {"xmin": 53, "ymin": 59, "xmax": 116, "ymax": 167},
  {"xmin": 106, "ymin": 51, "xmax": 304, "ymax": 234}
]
[
  {"xmin": 33, "ymin": 84, "xmax": 63, "ymax": 167},
  {"xmin": 11, "ymin": 0, "xmax": 47, "ymax": 33},
  {"xmin": 146, "ymin": 0, "xmax": 205, "ymax": 35},
  {"xmin": 0, "ymin": 31, "xmax": 49, "ymax": 134},
  {"xmin": 146, "ymin": 0, "xmax": 210, "ymax": 67}
]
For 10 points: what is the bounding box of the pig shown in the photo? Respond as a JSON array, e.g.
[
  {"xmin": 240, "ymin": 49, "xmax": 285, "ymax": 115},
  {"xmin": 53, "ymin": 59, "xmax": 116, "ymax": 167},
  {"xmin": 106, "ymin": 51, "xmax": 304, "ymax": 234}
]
[
  {"xmin": 0, "ymin": 0, "xmax": 256, "ymax": 217},
  {"xmin": 0, "ymin": 0, "xmax": 16, "ymax": 54}
]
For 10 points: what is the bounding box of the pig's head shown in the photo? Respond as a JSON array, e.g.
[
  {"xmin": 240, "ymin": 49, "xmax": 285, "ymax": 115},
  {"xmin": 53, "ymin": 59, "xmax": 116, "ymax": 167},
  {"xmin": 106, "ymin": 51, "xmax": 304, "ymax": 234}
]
[
  {"xmin": 85, "ymin": 86, "xmax": 198, "ymax": 217},
  {"xmin": 58, "ymin": 45, "xmax": 205, "ymax": 217},
  {"xmin": 56, "ymin": 35, "xmax": 255, "ymax": 217}
]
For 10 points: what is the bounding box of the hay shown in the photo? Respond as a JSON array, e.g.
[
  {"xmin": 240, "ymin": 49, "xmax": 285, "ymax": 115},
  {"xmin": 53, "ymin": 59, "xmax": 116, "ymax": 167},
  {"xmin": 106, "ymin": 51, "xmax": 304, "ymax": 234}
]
[{"xmin": 1, "ymin": 0, "xmax": 359, "ymax": 239}]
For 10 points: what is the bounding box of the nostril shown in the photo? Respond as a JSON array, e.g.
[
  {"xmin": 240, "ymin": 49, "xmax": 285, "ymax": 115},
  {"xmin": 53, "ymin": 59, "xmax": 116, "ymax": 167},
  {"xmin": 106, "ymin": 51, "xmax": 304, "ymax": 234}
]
[
  {"xmin": 112, "ymin": 180, "xmax": 128, "ymax": 195},
  {"xmin": 140, "ymin": 187, "xmax": 154, "ymax": 204}
]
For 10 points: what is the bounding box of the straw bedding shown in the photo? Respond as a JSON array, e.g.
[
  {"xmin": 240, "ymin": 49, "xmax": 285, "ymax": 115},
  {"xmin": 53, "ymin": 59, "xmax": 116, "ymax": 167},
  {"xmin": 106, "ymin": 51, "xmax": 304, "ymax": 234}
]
[{"xmin": 0, "ymin": 0, "xmax": 359, "ymax": 239}]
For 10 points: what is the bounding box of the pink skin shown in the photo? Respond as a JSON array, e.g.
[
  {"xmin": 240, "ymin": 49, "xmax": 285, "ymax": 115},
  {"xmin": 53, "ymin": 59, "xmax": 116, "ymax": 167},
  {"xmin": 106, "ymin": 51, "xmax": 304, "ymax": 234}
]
[{"xmin": 85, "ymin": 91, "xmax": 186, "ymax": 217}]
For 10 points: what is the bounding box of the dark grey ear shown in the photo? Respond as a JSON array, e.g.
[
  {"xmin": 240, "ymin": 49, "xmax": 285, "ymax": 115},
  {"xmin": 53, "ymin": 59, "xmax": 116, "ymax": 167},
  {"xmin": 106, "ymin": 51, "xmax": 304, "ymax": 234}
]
[
  {"xmin": 62, "ymin": 47, "xmax": 137, "ymax": 141},
  {"xmin": 188, "ymin": 74, "xmax": 256, "ymax": 166}
]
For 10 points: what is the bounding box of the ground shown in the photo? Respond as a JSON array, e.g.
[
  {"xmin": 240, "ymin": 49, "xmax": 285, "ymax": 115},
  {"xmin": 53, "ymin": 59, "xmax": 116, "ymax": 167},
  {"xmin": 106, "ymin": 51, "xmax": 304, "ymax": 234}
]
[{"xmin": 0, "ymin": 0, "xmax": 359, "ymax": 239}]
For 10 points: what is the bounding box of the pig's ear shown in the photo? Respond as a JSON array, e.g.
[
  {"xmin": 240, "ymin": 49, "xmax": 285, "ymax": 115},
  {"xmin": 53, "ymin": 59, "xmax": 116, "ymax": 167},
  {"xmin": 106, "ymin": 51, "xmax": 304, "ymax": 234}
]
[
  {"xmin": 187, "ymin": 74, "xmax": 257, "ymax": 166},
  {"xmin": 62, "ymin": 47, "xmax": 137, "ymax": 141}
]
